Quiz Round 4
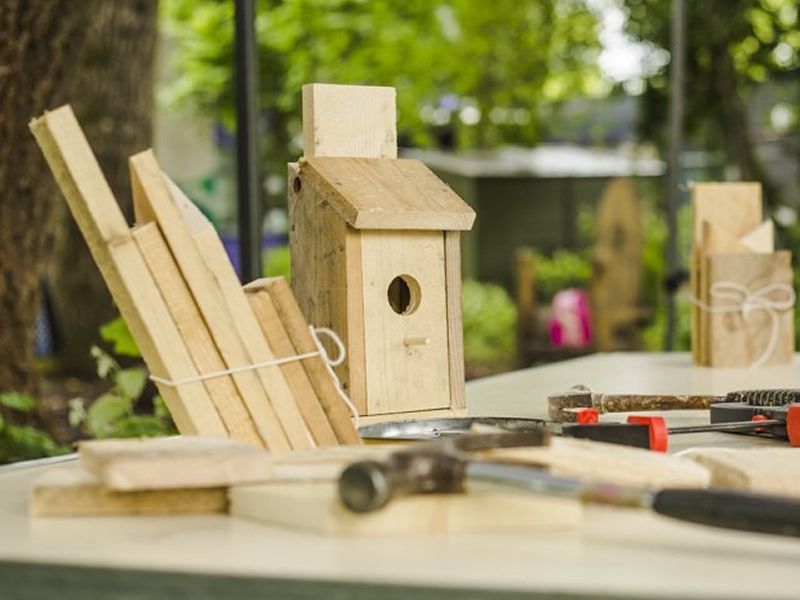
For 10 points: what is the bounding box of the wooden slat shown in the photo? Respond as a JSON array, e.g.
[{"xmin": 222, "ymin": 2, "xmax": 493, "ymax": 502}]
[
  {"xmin": 132, "ymin": 223, "xmax": 263, "ymax": 447},
  {"xmin": 302, "ymin": 83, "xmax": 397, "ymax": 159},
  {"xmin": 444, "ymin": 231, "xmax": 466, "ymax": 409},
  {"xmin": 300, "ymin": 157, "xmax": 475, "ymax": 231},
  {"xmin": 165, "ymin": 178, "xmax": 315, "ymax": 450},
  {"xmin": 245, "ymin": 283, "xmax": 339, "ymax": 447},
  {"xmin": 29, "ymin": 106, "xmax": 225, "ymax": 436},
  {"xmin": 129, "ymin": 151, "xmax": 289, "ymax": 451},
  {"xmin": 257, "ymin": 277, "xmax": 360, "ymax": 445}
]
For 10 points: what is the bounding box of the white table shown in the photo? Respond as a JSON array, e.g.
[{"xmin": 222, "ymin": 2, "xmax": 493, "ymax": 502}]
[{"xmin": 2, "ymin": 352, "xmax": 799, "ymax": 599}]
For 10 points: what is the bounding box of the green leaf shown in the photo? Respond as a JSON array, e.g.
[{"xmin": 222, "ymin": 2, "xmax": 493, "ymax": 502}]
[
  {"xmin": 67, "ymin": 397, "xmax": 87, "ymax": 427},
  {"xmin": 91, "ymin": 345, "xmax": 119, "ymax": 379},
  {"xmin": 99, "ymin": 317, "xmax": 141, "ymax": 358},
  {"xmin": 109, "ymin": 416, "xmax": 173, "ymax": 439},
  {"xmin": 5, "ymin": 426, "xmax": 69, "ymax": 461},
  {"xmin": 152, "ymin": 395, "xmax": 170, "ymax": 420},
  {"xmin": 114, "ymin": 368, "xmax": 148, "ymax": 400},
  {"xmin": 87, "ymin": 393, "xmax": 131, "ymax": 438},
  {"xmin": 0, "ymin": 392, "xmax": 35, "ymax": 412}
]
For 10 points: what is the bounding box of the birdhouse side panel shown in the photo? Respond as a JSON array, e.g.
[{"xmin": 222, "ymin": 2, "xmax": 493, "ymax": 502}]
[
  {"xmin": 360, "ymin": 230, "xmax": 451, "ymax": 414},
  {"xmin": 288, "ymin": 163, "xmax": 367, "ymax": 413}
]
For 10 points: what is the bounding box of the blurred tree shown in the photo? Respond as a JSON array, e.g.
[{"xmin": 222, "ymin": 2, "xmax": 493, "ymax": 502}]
[
  {"xmin": 49, "ymin": 0, "xmax": 159, "ymax": 376},
  {"xmin": 162, "ymin": 0, "xmax": 603, "ymax": 183},
  {"xmin": 0, "ymin": 2, "xmax": 91, "ymax": 395},
  {"xmin": 622, "ymin": 0, "xmax": 800, "ymax": 208}
]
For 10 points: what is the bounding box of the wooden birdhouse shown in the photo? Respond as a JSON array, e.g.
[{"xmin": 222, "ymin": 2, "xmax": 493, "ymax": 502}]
[{"xmin": 288, "ymin": 83, "xmax": 476, "ymax": 418}]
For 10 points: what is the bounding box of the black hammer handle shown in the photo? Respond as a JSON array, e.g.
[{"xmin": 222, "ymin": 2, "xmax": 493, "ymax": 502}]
[{"xmin": 652, "ymin": 488, "xmax": 800, "ymax": 537}]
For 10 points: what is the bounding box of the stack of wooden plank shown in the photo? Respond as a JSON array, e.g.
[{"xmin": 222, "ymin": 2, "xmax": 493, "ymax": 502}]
[{"xmin": 30, "ymin": 106, "xmax": 359, "ymax": 451}]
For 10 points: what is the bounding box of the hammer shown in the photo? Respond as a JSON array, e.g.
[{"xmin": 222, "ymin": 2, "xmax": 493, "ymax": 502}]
[{"xmin": 339, "ymin": 431, "xmax": 800, "ymax": 538}]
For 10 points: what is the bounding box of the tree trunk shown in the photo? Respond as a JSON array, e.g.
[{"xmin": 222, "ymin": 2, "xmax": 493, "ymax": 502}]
[
  {"xmin": 49, "ymin": 0, "xmax": 158, "ymax": 376},
  {"xmin": 0, "ymin": 2, "xmax": 91, "ymax": 395}
]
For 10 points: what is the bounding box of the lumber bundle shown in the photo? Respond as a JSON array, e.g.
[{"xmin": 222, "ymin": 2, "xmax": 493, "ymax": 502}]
[{"xmin": 30, "ymin": 106, "xmax": 359, "ymax": 451}]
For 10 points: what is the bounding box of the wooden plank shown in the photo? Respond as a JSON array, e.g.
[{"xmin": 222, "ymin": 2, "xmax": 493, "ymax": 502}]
[
  {"xmin": 29, "ymin": 106, "xmax": 225, "ymax": 437},
  {"xmin": 230, "ymin": 482, "xmax": 581, "ymax": 536},
  {"xmin": 360, "ymin": 231, "xmax": 451, "ymax": 414},
  {"xmin": 683, "ymin": 447, "xmax": 800, "ymax": 498},
  {"xmin": 444, "ymin": 231, "xmax": 466, "ymax": 409},
  {"xmin": 300, "ymin": 157, "xmax": 475, "ymax": 231},
  {"xmin": 166, "ymin": 178, "xmax": 314, "ymax": 450},
  {"xmin": 129, "ymin": 151, "xmax": 289, "ymax": 451},
  {"xmin": 288, "ymin": 163, "xmax": 367, "ymax": 415},
  {"xmin": 706, "ymin": 251, "xmax": 794, "ymax": 367},
  {"xmin": 78, "ymin": 437, "xmax": 271, "ymax": 491},
  {"xmin": 29, "ymin": 464, "xmax": 227, "ymax": 517},
  {"xmin": 255, "ymin": 277, "xmax": 361, "ymax": 444},
  {"xmin": 302, "ymin": 83, "xmax": 397, "ymax": 159},
  {"xmin": 244, "ymin": 283, "xmax": 339, "ymax": 447},
  {"xmin": 132, "ymin": 223, "xmax": 263, "ymax": 447},
  {"xmin": 741, "ymin": 220, "xmax": 774, "ymax": 253}
]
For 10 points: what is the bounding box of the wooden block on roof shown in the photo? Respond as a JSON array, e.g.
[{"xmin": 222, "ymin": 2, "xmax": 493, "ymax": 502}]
[
  {"xmin": 29, "ymin": 106, "xmax": 226, "ymax": 437},
  {"xmin": 78, "ymin": 436, "xmax": 271, "ymax": 491},
  {"xmin": 166, "ymin": 177, "xmax": 315, "ymax": 450},
  {"xmin": 300, "ymin": 157, "xmax": 476, "ymax": 230},
  {"xmin": 230, "ymin": 481, "xmax": 581, "ymax": 536},
  {"xmin": 29, "ymin": 464, "xmax": 227, "ymax": 517},
  {"xmin": 302, "ymin": 83, "xmax": 397, "ymax": 159},
  {"xmin": 132, "ymin": 222, "xmax": 263, "ymax": 447}
]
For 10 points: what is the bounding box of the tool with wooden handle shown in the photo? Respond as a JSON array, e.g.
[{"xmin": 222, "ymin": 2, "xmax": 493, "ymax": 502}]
[
  {"xmin": 548, "ymin": 386, "xmax": 800, "ymax": 423},
  {"xmin": 339, "ymin": 432, "xmax": 800, "ymax": 538}
]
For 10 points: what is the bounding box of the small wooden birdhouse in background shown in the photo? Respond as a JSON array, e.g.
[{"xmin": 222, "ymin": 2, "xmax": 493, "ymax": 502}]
[{"xmin": 288, "ymin": 83, "xmax": 476, "ymax": 418}]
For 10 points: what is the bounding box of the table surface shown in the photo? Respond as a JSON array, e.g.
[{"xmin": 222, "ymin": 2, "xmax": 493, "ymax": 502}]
[{"xmin": 3, "ymin": 352, "xmax": 800, "ymax": 599}]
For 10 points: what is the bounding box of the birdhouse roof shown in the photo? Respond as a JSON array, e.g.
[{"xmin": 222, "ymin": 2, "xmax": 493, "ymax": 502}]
[{"xmin": 298, "ymin": 157, "xmax": 475, "ymax": 231}]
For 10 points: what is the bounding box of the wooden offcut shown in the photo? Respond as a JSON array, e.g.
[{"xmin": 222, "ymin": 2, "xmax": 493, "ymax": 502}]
[{"xmin": 29, "ymin": 106, "xmax": 226, "ymax": 437}]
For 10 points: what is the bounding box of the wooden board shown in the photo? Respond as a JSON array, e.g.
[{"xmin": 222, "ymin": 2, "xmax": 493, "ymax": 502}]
[
  {"xmin": 29, "ymin": 106, "xmax": 225, "ymax": 437},
  {"xmin": 741, "ymin": 220, "xmax": 774, "ymax": 253},
  {"xmin": 249, "ymin": 278, "xmax": 360, "ymax": 445},
  {"xmin": 165, "ymin": 176, "xmax": 314, "ymax": 451},
  {"xmin": 682, "ymin": 447, "xmax": 800, "ymax": 498},
  {"xmin": 244, "ymin": 283, "xmax": 339, "ymax": 447},
  {"xmin": 705, "ymin": 251, "xmax": 794, "ymax": 367},
  {"xmin": 29, "ymin": 464, "xmax": 227, "ymax": 517},
  {"xmin": 360, "ymin": 230, "xmax": 451, "ymax": 414},
  {"xmin": 443, "ymin": 231, "xmax": 466, "ymax": 409},
  {"xmin": 132, "ymin": 223, "xmax": 262, "ymax": 447},
  {"xmin": 288, "ymin": 162, "xmax": 367, "ymax": 414},
  {"xmin": 230, "ymin": 482, "xmax": 581, "ymax": 536},
  {"xmin": 302, "ymin": 83, "xmax": 397, "ymax": 159},
  {"xmin": 300, "ymin": 157, "xmax": 475, "ymax": 231},
  {"xmin": 78, "ymin": 436, "xmax": 272, "ymax": 491}
]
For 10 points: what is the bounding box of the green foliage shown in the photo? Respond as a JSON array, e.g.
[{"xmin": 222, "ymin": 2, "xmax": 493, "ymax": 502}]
[
  {"xmin": 263, "ymin": 246, "xmax": 291, "ymax": 280},
  {"xmin": 462, "ymin": 280, "xmax": 516, "ymax": 367},
  {"xmin": 69, "ymin": 346, "xmax": 175, "ymax": 440},
  {"xmin": 100, "ymin": 316, "xmax": 141, "ymax": 358},
  {"xmin": 532, "ymin": 250, "xmax": 592, "ymax": 301},
  {"xmin": 162, "ymin": 0, "xmax": 603, "ymax": 179},
  {"xmin": 0, "ymin": 392, "xmax": 68, "ymax": 463}
]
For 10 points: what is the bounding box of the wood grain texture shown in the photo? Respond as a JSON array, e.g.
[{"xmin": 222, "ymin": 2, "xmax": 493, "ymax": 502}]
[
  {"xmin": 360, "ymin": 231, "xmax": 451, "ymax": 414},
  {"xmin": 174, "ymin": 183, "xmax": 313, "ymax": 450},
  {"xmin": 289, "ymin": 163, "xmax": 367, "ymax": 414},
  {"xmin": 683, "ymin": 448, "xmax": 800, "ymax": 497},
  {"xmin": 130, "ymin": 152, "xmax": 286, "ymax": 449},
  {"xmin": 78, "ymin": 436, "xmax": 271, "ymax": 491},
  {"xmin": 443, "ymin": 231, "xmax": 466, "ymax": 410},
  {"xmin": 300, "ymin": 157, "xmax": 475, "ymax": 231},
  {"xmin": 245, "ymin": 284, "xmax": 339, "ymax": 447},
  {"xmin": 29, "ymin": 106, "xmax": 225, "ymax": 436},
  {"xmin": 251, "ymin": 278, "xmax": 360, "ymax": 445},
  {"xmin": 740, "ymin": 220, "xmax": 774, "ymax": 253},
  {"xmin": 29, "ymin": 464, "xmax": 227, "ymax": 517},
  {"xmin": 302, "ymin": 83, "xmax": 397, "ymax": 159},
  {"xmin": 706, "ymin": 251, "xmax": 794, "ymax": 367},
  {"xmin": 230, "ymin": 482, "xmax": 581, "ymax": 536},
  {"xmin": 132, "ymin": 223, "xmax": 262, "ymax": 446}
]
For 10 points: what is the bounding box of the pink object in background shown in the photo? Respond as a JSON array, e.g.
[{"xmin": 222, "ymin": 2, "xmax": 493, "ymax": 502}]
[{"xmin": 549, "ymin": 288, "xmax": 592, "ymax": 348}]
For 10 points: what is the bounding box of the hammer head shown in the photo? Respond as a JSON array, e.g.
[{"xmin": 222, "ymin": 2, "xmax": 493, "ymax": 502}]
[{"xmin": 339, "ymin": 430, "xmax": 549, "ymax": 513}]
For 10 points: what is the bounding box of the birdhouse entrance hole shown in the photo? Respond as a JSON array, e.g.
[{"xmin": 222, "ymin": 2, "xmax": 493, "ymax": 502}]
[{"xmin": 387, "ymin": 274, "xmax": 421, "ymax": 315}]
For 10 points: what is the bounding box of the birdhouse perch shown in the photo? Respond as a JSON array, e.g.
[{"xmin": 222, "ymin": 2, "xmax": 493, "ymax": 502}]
[{"xmin": 289, "ymin": 84, "xmax": 476, "ymax": 417}]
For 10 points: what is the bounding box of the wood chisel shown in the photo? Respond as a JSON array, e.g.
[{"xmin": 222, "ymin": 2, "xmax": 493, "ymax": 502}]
[{"xmin": 338, "ymin": 431, "xmax": 800, "ymax": 538}]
